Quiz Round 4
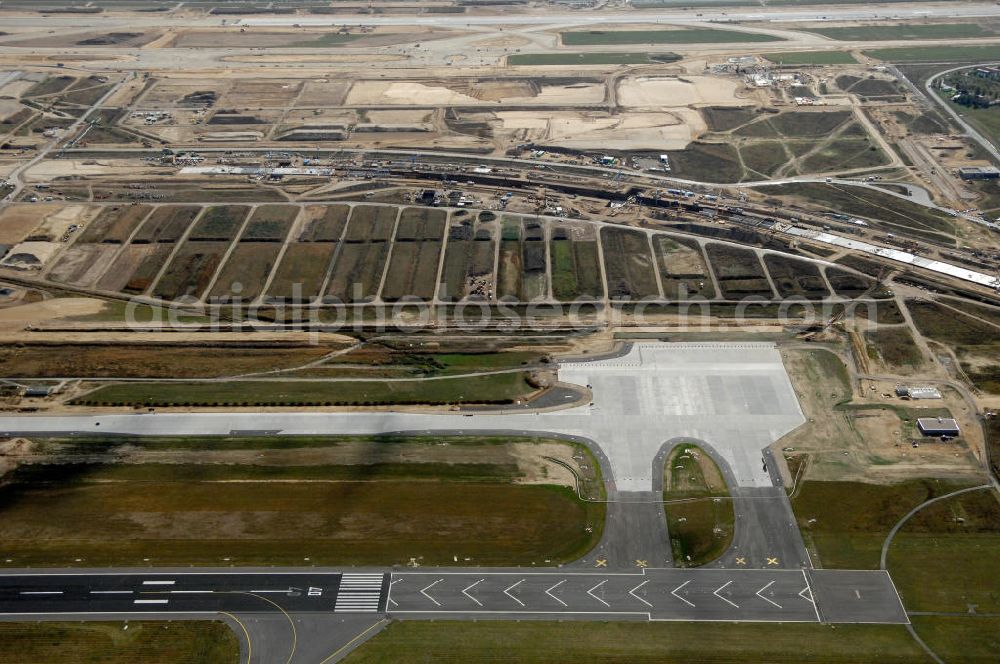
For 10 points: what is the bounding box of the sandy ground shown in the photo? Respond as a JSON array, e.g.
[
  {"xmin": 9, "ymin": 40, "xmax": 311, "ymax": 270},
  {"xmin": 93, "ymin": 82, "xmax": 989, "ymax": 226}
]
[
  {"xmin": 367, "ymin": 109, "xmax": 435, "ymax": 124},
  {"xmin": 0, "ymin": 99, "xmax": 22, "ymax": 122},
  {"xmin": 0, "ymin": 205, "xmax": 50, "ymax": 244},
  {"xmin": 778, "ymin": 348, "xmax": 985, "ymax": 484},
  {"xmin": 345, "ymin": 80, "xmax": 606, "ymax": 107},
  {"xmin": 0, "ymin": 241, "xmax": 62, "ymax": 270},
  {"xmin": 528, "ymin": 82, "xmax": 606, "ymax": 105},
  {"xmin": 0, "ymin": 79, "xmax": 36, "ymax": 99},
  {"xmin": 221, "ymin": 53, "xmax": 409, "ymax": 64},
  {"xmin": 219, "ymin": 80, "xmax": 304, "ymax": 106},
  {"xmin": 24, "ymin": 160, "xmax": 174, "ymax": 181},
  {"xmin": 8, "ymin": 204, "xmax": 97, "ymax": 243},
  {"xmin": 494, "ymin": 107, "xmax": 703, "ymax": 150},
  {"xmin": 0, "ymin": 297, "xmax": 106, "ymax": 330},
  {"xmin": 347, "ymin": 80, "xmax": 480, "ymax": 106},
  {"xmin": 617, "ymin": 75, "xmax": 743, "ymax": 108}
]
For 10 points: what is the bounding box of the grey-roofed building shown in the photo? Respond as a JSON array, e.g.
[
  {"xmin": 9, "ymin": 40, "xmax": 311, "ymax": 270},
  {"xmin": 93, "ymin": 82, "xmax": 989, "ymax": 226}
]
[
  {"xmin": 917, "ymin": 417, "xmax": 960, "ymax": 437},
  {"xmin": 958, "ymin": 166, "xmax": 1000, "ymax": 181}
]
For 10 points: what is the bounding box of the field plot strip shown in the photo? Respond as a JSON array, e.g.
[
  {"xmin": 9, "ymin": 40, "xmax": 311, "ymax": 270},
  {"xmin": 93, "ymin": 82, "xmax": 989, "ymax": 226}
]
[
  {"xmin": 144, "ymin": 205, "xmax": 207, "ymax": 298},
  {"xmin": 199, "ymin": 205, "xmax": 254, "ymax": 301},
  {"xmin": 253, "ymin": 205, "xmax": 302, "ymax": 304},
  {"xmin": 312, "ymin": 204, "xmax": 354, "ymax": 304},
  {"xmin": 374, "ymin": 206, "xmax": 403, "ymax": 302},
  {"xmin": 89, "ymin": 205, "xmax": 157, "ymax": 290}
]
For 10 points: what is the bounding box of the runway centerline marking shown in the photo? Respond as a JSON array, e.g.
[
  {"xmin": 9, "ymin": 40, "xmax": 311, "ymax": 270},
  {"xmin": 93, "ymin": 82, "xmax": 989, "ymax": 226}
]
[
  {"xmin": 462, "ymin": 579, "xmax": 484, "ymax": 607},
  {"xmin": 545, "ymin": 580, "xmax": 567, "ymax": 607},
  {"xmin": 503, "ymin": 580, "xmax": 525, "ymax": 607},
  {"xmin": 587, "ymin": 580, "xmax": 609, "ymax": 607},
  {"xmin": 629, "ymin": 580, "xmax": 652, "ymax": 608},
  {"xmin": 19, "ymin": 591, "xmax": 62, "ymax": 596},
  {"xmin": 713, "ymin": 581, "xmax": 739, "ymax": 609},
  {"xmin": 671, "ymin": 580, "xmax": 695, "ymax": 607},
  {"xmin": 420, "ymin": 579, "xmax": 442, "ymax": 607},
  {"xmin": 755, "ymin": 581, "xmax": 782, "ymax": 609}
]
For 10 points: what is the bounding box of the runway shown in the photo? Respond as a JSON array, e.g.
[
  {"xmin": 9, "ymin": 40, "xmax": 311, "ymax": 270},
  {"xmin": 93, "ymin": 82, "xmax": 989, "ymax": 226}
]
[
  {"xmin": 0, "ymin": 571, "xmax": 387, "ymax": 615},
  {"xmin": 0, "ymin": 567, "xmax": 908, "ymax": 625}
]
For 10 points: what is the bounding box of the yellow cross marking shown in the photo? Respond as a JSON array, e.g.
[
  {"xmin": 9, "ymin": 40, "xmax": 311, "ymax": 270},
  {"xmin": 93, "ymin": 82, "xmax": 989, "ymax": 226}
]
[
  {"xmin": 635, "ymin": 560, "xmax": 648, "ymax": 568},
  {"xmin": 735, "ymin": 557, "xmax": 747, "ymax": 565},
  {"xmin": 767, "ymin": 557, "xmax": 779, "ymax": 566},
  {"xmin": 595, "ymin": 559, "xmax": 608, "ymax": 568}
]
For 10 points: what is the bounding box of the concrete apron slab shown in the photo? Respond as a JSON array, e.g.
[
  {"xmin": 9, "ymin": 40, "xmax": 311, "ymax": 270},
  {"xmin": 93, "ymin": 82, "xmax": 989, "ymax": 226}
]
[{"xmin": 0, "ymin": 342, "xmax": 806, "ymax": 495}]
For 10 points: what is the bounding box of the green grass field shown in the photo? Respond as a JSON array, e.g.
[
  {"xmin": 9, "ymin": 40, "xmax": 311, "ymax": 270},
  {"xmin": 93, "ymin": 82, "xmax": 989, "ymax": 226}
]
[
  {"xmin": 762, "ymin": 51, "xmax": 858, "ymax": 65},
  {"xmin": 0, "ymin": 435, "xmax": 604, "ymax": 567},
  {"xmin": 560, "ymin": 28, "xmax": 782, "ymax": 45},
  {"xmin": 507, "ymin": 52, "xmax": 679, "ymax": 66},
  {"xmin": 809, "ymin": 23, "xmax": 994, "ymax": 41},
  {"xmin": 887, "ymin": 487, "xmax": 1000, "ymax": 613},
  {"xmin": 886, "ymin": 487, "xmax": 1000, "ymax": 662},
  {"xmin": 791, "ymin": 478, "xmax": 976, "ymax": 568},
  {"xmin": 345, "ymin": 622, "xmax": 929, "ymax": 663},
  {"xmin": 866, "ymin": 327, "xmax": 925, "ymax": 368},
  {"xmin": 73, "ymin": 372, "xmax": 538, "ymax": 407},
  {"xmin": 0, "ymin": 622, "xmax": 238, "ymax": 664},
  {"xmin": 909, "ymin": 616, "xmax": 1000, "ymax": 664},
  {"xmin": 943, "ymin": 92, "xmax": 1000, "ymax": 148},
  {"xmin": 865, "ymin": 45, "xmax": 1000, "ymax": 63},
  {"xmin": 663, "ymin": 444, "xmax": 734, "ymax": 567}
]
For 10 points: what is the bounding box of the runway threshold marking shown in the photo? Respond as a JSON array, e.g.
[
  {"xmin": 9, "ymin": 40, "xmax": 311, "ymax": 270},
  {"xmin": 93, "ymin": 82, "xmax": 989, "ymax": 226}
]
[
  {"xmin": 671, "ymin": 580, "xmax": 695, "ymax": 607},
  {"xmin": 462, "ymin": 579, "xmax": 484, "ymax": 607},
  {"xmin": 629, "ymin": 580, "xmax": 652, "ymax": 608},
  {"xmin": 713, "ymin": 581, "xmax": 739, "ymax": 609},
  {"xmin": 503, "ymin": 580, "xmax": 525, "ymax": 607},
  {"xmin": 420, "ymin": 579, "xmax": 442, "ymax": 607},
  {"xmin": 755, "ymin": 581, "xmax": 782, "ymax": 609},
  {"xmin": 545, "ymin": 580, "xmax": 567, "ymax": 607},
  {"xmin": 587, "ymin": 580, "xmax": 609, "ymax": 607}
]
